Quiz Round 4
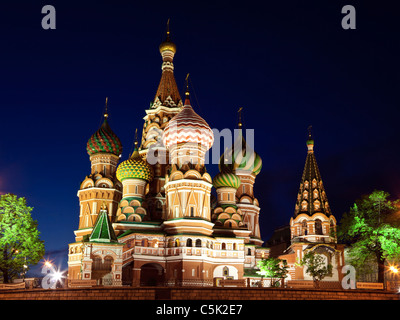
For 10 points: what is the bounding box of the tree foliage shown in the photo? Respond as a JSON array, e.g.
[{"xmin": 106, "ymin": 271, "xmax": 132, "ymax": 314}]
[
  {"xmin": 298, "ymin": 250, "xmax": 332, "ymax": 286},
  {"xmin": 337, "ymin": 190, "xmax": 400, "ymax": 282},
  {"xmin": 0, "ymin": 194, "xmax": 45, "ymax": 283},
  {"xmin": 257, "ymin": 257, "xmax": 288, "ymax": 286}
]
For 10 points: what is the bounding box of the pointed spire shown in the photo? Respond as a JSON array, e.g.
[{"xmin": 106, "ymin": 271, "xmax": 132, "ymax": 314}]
[
  {"xmin": 237, "ymin": 107, "xmax": 243, "ymax": 129},
  {"xmin": 294, "ymin": 128, "xmax": 331, "ymax": 217},
  {"xmin": 152, "ymin": 21, "xmax": 182, "ymax": 108},
  {"xmin": 104, "ymin": 97, "xmax": 109, "ymax": 118},
  {"xmin": 166, "ymin": 18, "xmax": 171, "ymax": 40},
  {"xmin": 307, "ymin": 125, "xmax": 314, "ymax": 152},
  {"xmin": 130, "ymin": 128, "xmax": 140, "ymax": 158},
  {"xmin": 159, "ymin": 18, "xmax": 176, "ymax": 56},
  {"xmin": 184, "ymin": 73, "xmax": 191, "ymax": 105}
]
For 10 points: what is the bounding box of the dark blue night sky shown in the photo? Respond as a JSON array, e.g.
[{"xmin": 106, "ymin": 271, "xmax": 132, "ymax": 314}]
[{"xmin": 0, "ymin": 1, "xmax": 399, "ymax": 274}]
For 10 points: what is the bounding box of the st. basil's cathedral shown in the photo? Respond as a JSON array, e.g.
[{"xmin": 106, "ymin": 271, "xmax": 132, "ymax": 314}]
[{"xmin": 67, "ymin": 25, "xmax": 345, "ymax": 287}]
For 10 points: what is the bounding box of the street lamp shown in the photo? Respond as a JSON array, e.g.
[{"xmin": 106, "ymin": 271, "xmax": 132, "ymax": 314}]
[{"xmin": 389, "ymin": 266, "xmax": 399, "ymax": 274}]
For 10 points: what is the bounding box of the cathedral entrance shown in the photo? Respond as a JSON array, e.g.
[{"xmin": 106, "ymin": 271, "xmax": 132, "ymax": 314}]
[
  {"xmin": 140, "ymin": 263, "xmax": 165, "ymax": 286},
  {"xmin": 92, "ymin": 255, "xmax": 113, "ymax": 285}
]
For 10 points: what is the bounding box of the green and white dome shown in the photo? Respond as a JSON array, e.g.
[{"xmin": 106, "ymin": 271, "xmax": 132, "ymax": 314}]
[{"xmin": 212, "ymin": 172, "xmax": 241, "ymax": 189}]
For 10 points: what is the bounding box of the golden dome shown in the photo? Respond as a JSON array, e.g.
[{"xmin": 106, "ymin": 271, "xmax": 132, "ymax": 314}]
[
  {"xmin": 159, "ymin": 19, "xmax": 176, "ymax": 54},
  {"xmin": 159, "ymin": 34, "xmax": 176, "ymax": 54}
]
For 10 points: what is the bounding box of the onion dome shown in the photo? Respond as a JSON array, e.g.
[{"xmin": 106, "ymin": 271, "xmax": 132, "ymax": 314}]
[
  {"xmin": 159, "ymin": 19, "xmax": 177, "ymax": 55},
  {"xmin": 87, "ymin": 99, "xmax": 122, "ymax": 157},
  {"xmin": 162, "ymin": 89, "xmax": 214, "ymax": 150},
  {"xmin": 159, "ymin": 34, "xmax": 176, "ymax": 55},
  {"xmin": 116, "ymin": 142, "xmax": 154, "ymax": 182},
  {"xmin": 213, "ymin": 172, "xmax": 241, "ymax": 189},
  {"xmin": 219, "ymin": 129, "xmax": 262, "ymax": 176}
]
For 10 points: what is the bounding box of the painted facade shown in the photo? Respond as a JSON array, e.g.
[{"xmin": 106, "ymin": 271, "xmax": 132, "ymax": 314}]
[{"xmin": 67, "ymin": 27, "xmax": 344, "ymax": 287}]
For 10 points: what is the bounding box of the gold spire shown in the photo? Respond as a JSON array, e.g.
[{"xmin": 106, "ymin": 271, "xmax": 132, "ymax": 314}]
[
  {"xmin": 184, "ymin": 73, "xmax": 191, "ymax": 104},
  {"xmin": 238, "ymin": 107, "xmax": 243, "ymax": 128},
  {"xmin": 104, "ymin": 97, "xmax": 109, "ymax": 118},
  {"xmin": 101, "ymin": 200, "xmax": 107, "ymax": 211},
  {"xmin": 185, "ymin": 73, "xmax": 190, "ymax": 95},
  {"xmin": 134, "ymin": 128, "xmax": 138, "ymax": 148},
  {"xmin": 307, "ymin": 125, "xmax": 314, "ymax": 152},
  {"xmin": 130, "ymin": 128, "xmax": 140, "ymax": 158},
  {"xmin": 159, "ymin": 18, "xmax": 176, "ymax": 54},
  {"xmin": 166, "ymin": 18, "xmax": 170, "ymax": 39}
]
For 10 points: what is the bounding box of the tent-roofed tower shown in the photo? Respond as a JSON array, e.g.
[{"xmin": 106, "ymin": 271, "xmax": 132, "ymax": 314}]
[
  {"xmin": 139, "ymin": 20, "xmax": 183, "ymax": 221},
  {"xmin": 290, "ymin": 127, "xmax": 337, "ymax": 243},
  {"xmin": 279, "ymin": 129, "xmax": 345, "ymax": 283}
]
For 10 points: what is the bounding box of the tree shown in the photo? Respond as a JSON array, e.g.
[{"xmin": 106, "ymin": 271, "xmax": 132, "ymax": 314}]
[
  {"xmin": 0, "ymin": 194, "xmax": 45, "ymax": 283},
  {"xmin": 337, "ymin": 190, "xmax": 400, "ymax": 283},
  {"xmin": 298, "ymin": 251, "xmax": 332, "ymax": 288},
  {"xmin": 257, "ymin": 257, "xmax": 289, "ymax": 287}
]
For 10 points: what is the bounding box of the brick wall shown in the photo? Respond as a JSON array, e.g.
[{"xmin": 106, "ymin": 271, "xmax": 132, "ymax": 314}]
[{"xmin": 0, "ymin": 287, "xmax": 398, "ymax": 300}]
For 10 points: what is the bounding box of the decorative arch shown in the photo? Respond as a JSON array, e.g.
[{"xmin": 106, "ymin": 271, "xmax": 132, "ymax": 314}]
[
  {"xmin": 95, "ymin": 178, "xmax": 113, "ymax": 188},
  {"xmin": 183, "ymin": 170, "xmax": 202, "ymax": 180},
  {"xmin": 81, "ymin": 178, "xmax": 94, "ymax": 189},
  {"xmin": 170, "ymin": 170, "xmax": 184, "ymax": 181}
]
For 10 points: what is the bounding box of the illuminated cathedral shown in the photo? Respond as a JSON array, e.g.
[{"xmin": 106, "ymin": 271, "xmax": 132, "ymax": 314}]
[{"xmin": 67, "ymin": 25, "xmax": 345, "ymax": 287}]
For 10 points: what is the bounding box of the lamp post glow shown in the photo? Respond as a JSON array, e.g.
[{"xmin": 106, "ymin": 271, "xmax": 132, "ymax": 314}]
[
  {"xmin": 41, "ymin": 260, "xmax": 64, "ymax": 289},
  {"xmin": 389, "ymin": 266, "xmax": 399, "ymax": 274}
]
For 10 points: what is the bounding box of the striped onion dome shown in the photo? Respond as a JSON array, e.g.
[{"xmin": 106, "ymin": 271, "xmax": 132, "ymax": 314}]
[
  {"xmin": 213, "ymin": 172, "xmax": 241, "ymax": 189},
  {"xmin": 219, "ymin": 129, "xmax": 262, "ymax": 176},
  {"xmin": 116, "ymin": 143, "xmax": 154, "ymax": 182},
  {"xmin": 162, "ymin": 92, "xmax": 214, "ymax": 150},
  {"xmin": 87, "ymin": 116, "xmax": 122, "ymax": 157}
]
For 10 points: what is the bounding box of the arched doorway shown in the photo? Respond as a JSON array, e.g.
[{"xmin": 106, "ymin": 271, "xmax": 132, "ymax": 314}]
[
  {"xmin": 140, "ymin": 263, "xmax": 164, "ymax": 286},
  {"xmin": 92, "ymin": 255, "xmax": 113, "ymax": 285},
  {"xmin": 122, "ymin": 262, "xmax": 134, "ymax": 286}
]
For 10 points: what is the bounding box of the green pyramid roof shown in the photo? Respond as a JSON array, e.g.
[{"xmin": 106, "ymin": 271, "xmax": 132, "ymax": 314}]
[{"xmin": 89, "ymin": 208, "xmax": 118, "ymax": 243}]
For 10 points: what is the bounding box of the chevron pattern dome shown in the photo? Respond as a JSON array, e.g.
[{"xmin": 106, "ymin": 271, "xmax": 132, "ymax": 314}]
[
  {"xmin": 87, "ymin": 118, "xmax": 122, "ymax": 157},
  {"xmin": 162, "ymin": 103, "xmax": 214, "ymax": 150}
]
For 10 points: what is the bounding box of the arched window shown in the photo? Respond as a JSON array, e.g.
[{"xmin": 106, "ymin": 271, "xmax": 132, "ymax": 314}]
[
  {"xmin": 315, "ymin": 219, "xmax": 323, "ymax": 235},
  {"xmin": 221, "ymin": 243, "xmax": 226, "ymax": 250},
  {"xmin": 186, "ymin": 238, "xmax": 192, "ymax": 247},
  {"xmin": 190, "ymin": 207, "xmax": 194, "ymax": 217},
  {"xmin": 175, "ymin": 239, "xmax": 180, "ymax": 247},
  {"xmin": 195, "ymin": 239, "xmax": 202, "ymax": 247},
  {"xmin": 302, "ymin": 220, "xmax": 308, "ymax": 235}
]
